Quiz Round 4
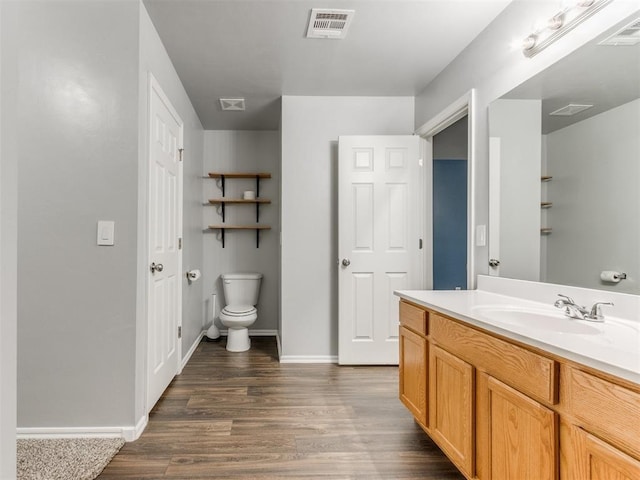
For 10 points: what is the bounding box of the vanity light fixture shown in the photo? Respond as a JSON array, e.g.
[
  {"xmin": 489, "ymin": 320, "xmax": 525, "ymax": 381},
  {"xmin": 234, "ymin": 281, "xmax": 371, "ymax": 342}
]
[{"xmin": 522, "ymin": 0, "xmax": 612, "ymax": 57}]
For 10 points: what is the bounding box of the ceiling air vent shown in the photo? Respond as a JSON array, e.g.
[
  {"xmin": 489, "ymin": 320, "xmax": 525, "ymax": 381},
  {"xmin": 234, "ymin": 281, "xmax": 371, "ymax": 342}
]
[
  {"xmin": 549, "ymin": 104, "xmax": 594, "ymax": 116},
  {"xmin": 219, "ymin": 98, "xmax": 245, "ymax": 111},
  {"xmin": 306, "ymin": 8, "xmax": 355, "ymax": 39},
  {"xmin": 598, "ymin": 18, "xmax": 640, "ymax": 46}
]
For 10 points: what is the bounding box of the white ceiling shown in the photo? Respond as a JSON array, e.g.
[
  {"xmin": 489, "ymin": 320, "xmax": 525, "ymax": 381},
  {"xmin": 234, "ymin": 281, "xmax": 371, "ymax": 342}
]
[{"xmin": 143, "ymin": 0, "xmax": 513, "ymax": 130}]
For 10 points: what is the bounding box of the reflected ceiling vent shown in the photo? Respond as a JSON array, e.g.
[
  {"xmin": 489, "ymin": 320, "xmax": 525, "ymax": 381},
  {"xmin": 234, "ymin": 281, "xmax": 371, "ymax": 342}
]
[
  {"xmin": 549, "ymin": 104, "xmax": 594, "ymax": 116},
  {"xmin": 219, "ymin": 98, "xmax": 245, "ymax": 111},
  {"xmin": 599, "ymin": 18, "xmax": 640, "ymax": 46},
  {"xmin": 306, "ymin": 8, "xmax": 355, "ymax": 39}
]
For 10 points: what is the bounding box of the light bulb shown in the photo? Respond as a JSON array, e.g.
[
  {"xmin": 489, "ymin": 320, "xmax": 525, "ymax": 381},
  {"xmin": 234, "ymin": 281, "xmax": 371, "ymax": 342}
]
[
  {"xmin": 522, "ymin": 35, "xmax": 537, "ymax": 51},
  {"xmin": 548, "ymin": 13, "xmax": 564, "ymax": 30}
]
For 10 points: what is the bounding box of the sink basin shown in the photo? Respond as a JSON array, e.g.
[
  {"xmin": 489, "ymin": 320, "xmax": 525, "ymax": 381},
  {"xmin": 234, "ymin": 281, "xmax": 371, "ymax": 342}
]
[{"xmin": 470, "ymin": 305, "xmax": 600, "ymax": 335}]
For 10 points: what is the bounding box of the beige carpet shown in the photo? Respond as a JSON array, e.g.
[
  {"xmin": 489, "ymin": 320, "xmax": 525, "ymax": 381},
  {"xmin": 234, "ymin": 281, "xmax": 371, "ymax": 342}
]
[{"xmin": 17, "ymin": 437, "xmax": 125, "ymax": 480}]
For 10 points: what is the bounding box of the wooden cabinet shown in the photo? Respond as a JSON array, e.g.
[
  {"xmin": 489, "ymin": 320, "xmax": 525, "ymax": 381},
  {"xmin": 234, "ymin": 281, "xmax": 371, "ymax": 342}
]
[
  {"xmin": 477, "ymin": 373, "xmax": 557, "ymax": 480},
  {"xmin": 561, "ymin": 365, "xmax": 640, "ymax": 480},
  {"xmin": 567, "ymin": 427, "xmax": 640, "ymax": 480},
  {"xmin": 397, "ymin": 300, "xmax": 640, "ymax": 480},
  {"xmin": 399, "ymin": 326, "xmax": 427, "ymax": 426},
  {"xmin": 399, "ymin": 301, "xmax": 428, "ymax": 426},
  {"xmin": 430, "ymin": 345, "xmax": 474, "ymax": 477}
]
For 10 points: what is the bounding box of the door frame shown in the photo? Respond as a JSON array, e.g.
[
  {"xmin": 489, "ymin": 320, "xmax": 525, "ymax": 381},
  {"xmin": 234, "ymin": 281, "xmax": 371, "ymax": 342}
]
[
  {"xmin": 143, "ymin": 72, "xmax": 183, "ymax": 415},
  {"xmin": 415, "ymin": 89, "xmax": 477, "ymax": 290}
]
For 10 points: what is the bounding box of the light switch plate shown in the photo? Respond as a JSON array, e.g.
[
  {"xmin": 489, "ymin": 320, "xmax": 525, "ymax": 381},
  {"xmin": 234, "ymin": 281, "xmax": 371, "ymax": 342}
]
[
  {"xmin": 475, "ymin": 224, "xmax": 487, "ymax": 247},
  {"xmin": 97, "ymin": 221, "xmax": 115, "ymax": 246}
]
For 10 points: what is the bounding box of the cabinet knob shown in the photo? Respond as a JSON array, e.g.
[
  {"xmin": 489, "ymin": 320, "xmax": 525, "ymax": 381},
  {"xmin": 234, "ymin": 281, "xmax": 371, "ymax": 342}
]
[{"xmin": 342, "ymin": 259, "xmax": 351, "ymax": 267}]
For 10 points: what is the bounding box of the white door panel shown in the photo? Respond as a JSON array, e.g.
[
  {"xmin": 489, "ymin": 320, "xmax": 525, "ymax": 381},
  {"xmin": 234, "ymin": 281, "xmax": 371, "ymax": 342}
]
[
  {"xmin": 147, "ymin": 75, "xmax": 182, "ymax": 411},
  {"xmin": 338, "ymin": 136, "xmax": 421, "ymax": 365}
]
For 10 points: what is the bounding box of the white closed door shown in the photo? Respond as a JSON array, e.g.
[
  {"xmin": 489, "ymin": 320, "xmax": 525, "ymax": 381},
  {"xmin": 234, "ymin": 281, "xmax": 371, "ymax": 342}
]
[
  {"xmin": 338, "ymin": 135, "xmax": 422, "ymax": 365},
  {"xmin": 147, "ymin": 75, "xmax": 183, "ymax": 411}
]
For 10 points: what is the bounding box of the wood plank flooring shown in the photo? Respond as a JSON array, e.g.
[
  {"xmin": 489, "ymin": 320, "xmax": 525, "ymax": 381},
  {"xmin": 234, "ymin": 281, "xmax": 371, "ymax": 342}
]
[{"xmin": 98, "ymin": 337, "xmax": 463, "ymax": 479}]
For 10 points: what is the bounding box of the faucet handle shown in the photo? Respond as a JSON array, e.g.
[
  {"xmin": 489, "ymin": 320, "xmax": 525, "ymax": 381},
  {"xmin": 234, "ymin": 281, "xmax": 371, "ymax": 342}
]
[
  {"xmin": 558, "ymin": 293, "xmax": 576, "ymax": 305},
  {"xmin": 588, "ymin": 301, "xmax": 614, "ymax": 321},
  {"xmin": 555, "ymin": 294, "xmax": 575, "ymax": 307}
]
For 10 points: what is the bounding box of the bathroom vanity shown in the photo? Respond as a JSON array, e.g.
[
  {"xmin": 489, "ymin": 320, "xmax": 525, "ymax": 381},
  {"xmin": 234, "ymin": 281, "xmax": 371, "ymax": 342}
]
[{"xmin": 396, "ymin": 276, "xmax": 640, "ymax": 480}]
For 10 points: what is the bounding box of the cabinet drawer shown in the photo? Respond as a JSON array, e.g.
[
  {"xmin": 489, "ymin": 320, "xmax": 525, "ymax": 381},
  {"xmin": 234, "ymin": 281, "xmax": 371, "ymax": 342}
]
[
  {"xmin": 400, "ymin": 301, "xmax": 427, "ymax": 335},
  {"xmin": 430, "ymin": 313, "xmax": 557, "ymax": 404},
  {"xmin": 563, "ymin": 366, "xmax": 640, "ymax": 455}
]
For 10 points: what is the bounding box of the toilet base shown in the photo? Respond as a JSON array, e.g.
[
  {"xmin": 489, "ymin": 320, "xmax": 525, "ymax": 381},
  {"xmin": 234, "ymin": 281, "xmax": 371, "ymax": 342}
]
[{"xmin": 225, "ymin": 327, "xmax": 251, "ymax": 352}]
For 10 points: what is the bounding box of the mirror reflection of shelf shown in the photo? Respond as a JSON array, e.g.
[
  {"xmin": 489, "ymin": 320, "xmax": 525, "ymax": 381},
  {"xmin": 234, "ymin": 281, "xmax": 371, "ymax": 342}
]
[
  {"xmin": 541, "ymin": 202, "xmax": 553, "ymax": 208},
  {"xmin": 541, "ymin": 175, "xmax": 552, "ymax": 181},
  {"xmin": 540, "ymin": 228, "xmax": 552, "ymax": 234}
]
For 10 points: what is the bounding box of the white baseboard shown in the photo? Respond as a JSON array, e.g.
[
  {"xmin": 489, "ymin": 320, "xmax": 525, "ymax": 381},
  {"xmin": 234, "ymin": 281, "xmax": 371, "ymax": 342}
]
[
  {"xmin": 180, "ymin": 330, "xmax": 206, "ymax": 373},
  {"xmin": 125, "ymin": 415, "xmax": 148, "ymax": 442},
  {"xmin": 219, "ymin": 329, "xmax": 278, "ymax": 337},
  {"xmin": 276, "ymin": 333, "xmax": 282, "ymax": 361},
  {"xmin": 279, "ymin": 355, "xmax": 338, "ymax": 364},
  {"xmin": 17, "ymin": 415, "xmax": 148, "ymax": 442}
]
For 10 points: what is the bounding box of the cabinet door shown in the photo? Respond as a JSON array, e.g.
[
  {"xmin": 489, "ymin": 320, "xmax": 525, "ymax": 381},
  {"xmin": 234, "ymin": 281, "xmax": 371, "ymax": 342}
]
[
  {"xmin": 429, "ymin": 344, "xmax": 474, "ymax": 477},
  {"xmin": 569, "ymin": 427, "xmax": 640, "ymax": 480},
  {"xmin": 399, "ymin": 326, "xmax": 427, "ymax": 426},
  {"xmin": 484, "ymin": 375, "xmax": 557, "ymax": 480}
]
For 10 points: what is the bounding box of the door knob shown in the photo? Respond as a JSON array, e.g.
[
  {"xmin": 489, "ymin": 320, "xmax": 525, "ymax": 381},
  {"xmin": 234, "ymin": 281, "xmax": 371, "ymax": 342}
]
[
  {"xmin": 489, "ymin": 258, "xmax": 500, "ymax": 268},
  {"xmin": 342, "ymin": 259, "xmax": 351, "ymax": 267},
  {"xmin": 150, "ymin": 262, "xmax": 164, "ymax": 273}
]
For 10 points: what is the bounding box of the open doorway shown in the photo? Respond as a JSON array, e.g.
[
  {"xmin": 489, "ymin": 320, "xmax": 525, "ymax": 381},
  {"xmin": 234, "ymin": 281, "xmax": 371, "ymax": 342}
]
[
  {"xmin": 433, "ymin": 117, "xmax": 468, "ymax": 290},
  {"xmin": 415, "ymin": 90, "xmax": 476, "ymax": 291}
]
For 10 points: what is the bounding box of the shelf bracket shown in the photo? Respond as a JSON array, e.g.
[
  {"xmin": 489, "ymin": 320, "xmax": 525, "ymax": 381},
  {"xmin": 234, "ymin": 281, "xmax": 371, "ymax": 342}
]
[
  {"xmin": 220, "ymin": 175, "xmax": 226, "ymax": 197},
  {"xmin": 256, "ymin": 175, "xmax": 260, "ymax": 198},
  {"xmin": 221, "ymin": 202, "xmax": 226, "ymax": 222},
  {"xmin": 256, "ymin": 229, "xmax": 260, "ymax": 248},
  {"xmin": 221, "ymin": 228, "xmax": 225, "ymax": 248}
]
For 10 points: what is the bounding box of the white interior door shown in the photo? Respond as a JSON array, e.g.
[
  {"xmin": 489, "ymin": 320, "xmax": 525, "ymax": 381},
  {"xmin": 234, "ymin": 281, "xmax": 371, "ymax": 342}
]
[
  {"xmin": 338, "ymin": 135, "xmax": 422, "ymax": 365},
  {"xmin": 147, "ymin": 75, "xmax": 183, "ymax": 411}
]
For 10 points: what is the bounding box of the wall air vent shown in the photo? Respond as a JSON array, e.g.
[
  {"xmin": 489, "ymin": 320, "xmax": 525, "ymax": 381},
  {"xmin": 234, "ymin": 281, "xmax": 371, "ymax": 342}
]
[
  {"xmin": 219, "ymin": 98, "xmax": 245, "ymax": 111},
  {"xmin": 306, "ymin": 8, "xmax": 355, "ymax": 39},
  {"xmin": 598, "ymin": 18, "xmax": 640, "ymax": 45},
  {"xmin": 549, "ymin": 104, "xmax": 594, "ymax": 116}
]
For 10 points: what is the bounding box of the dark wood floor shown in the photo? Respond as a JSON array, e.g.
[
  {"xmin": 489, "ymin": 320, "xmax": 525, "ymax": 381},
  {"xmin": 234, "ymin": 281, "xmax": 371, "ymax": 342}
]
[{"xmin": 98, "ymin": 337, "xmax": 463, "ymax": 479}]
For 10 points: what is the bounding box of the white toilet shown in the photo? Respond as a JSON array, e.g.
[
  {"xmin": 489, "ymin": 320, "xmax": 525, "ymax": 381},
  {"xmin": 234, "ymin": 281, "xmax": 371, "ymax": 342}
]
[{"xmin": 219, "ymin": 273, "xmax": 262, "ymax": 352}]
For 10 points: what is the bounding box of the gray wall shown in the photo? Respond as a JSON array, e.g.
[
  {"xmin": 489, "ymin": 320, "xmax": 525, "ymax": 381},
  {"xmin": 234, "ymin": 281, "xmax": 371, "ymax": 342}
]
[
  {"xmin": 545, "ymin": 99, "xmax": 639, "ymax": 294},
  {"xmin": 16, "ymin": 0, "xmax": 140, "ymax": 428},
  {"xmin": 13, "ymin": 0, "xmax": 204, "ymax": 433},
  {"xmin": 1, "ymin": 0, "xmax": 18, "ymax": 473},
  {"xmin": 202, "ymin": 131, "xmax": 280, "ymax": 334},
  {"xmin": 414, "ymin": 0, "xmax": 640, "ymax": 283},
  {"xmin": 433, "ymin": 116, "xmax": 468, "ymax": 160},
  {"xmin": 280, "ymin": 96, "xmax": 414, "ymax": 359}
]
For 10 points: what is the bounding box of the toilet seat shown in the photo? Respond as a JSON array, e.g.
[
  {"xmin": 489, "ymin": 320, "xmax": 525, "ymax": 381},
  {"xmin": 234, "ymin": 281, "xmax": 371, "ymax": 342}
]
[{"xmin": 221, "ymin": 305, "xmax": 257, "ymax": 317}]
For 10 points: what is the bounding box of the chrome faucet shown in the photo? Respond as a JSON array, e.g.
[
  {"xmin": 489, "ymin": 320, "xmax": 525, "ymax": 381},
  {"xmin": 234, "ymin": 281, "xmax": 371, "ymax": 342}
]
[{"xmin": 554, "ymin": 294, "xmax": 613, "ymax": 322}]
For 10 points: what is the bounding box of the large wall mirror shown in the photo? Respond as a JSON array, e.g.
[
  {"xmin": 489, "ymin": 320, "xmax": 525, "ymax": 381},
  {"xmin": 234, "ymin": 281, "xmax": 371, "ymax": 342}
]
[{"xmin": 488, "ymin": 12, "xmax": 639, "ymax": 295}]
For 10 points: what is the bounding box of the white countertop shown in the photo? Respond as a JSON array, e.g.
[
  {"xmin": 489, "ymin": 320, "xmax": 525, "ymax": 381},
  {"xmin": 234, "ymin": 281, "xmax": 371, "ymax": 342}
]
[{"xmin": 395, "ymin": 287, "xmax": 640, "ymax": 385}]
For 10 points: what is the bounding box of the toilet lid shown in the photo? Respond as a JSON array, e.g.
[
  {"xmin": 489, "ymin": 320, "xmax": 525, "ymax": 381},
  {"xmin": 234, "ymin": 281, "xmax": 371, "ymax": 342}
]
[{"xmin": 222, "ymin": 305, "xmax": 256, "ymax": 316}]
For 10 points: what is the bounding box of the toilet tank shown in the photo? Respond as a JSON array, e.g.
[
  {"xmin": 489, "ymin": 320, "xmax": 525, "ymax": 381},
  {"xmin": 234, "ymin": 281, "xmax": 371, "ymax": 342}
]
[{"xmin": 221, "ymin": 273, "xmax": 262, "ymax": 306}]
